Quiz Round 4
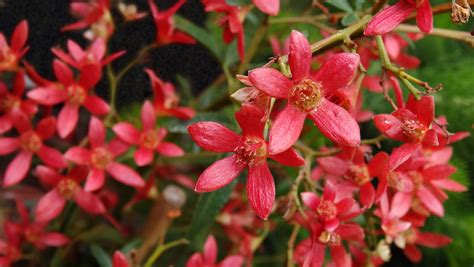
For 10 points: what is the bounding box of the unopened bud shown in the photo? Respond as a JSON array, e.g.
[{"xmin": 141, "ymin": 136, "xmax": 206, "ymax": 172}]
[{"xmin": 163, "ymin": 185, "xmax": 186, "ymax": 209}]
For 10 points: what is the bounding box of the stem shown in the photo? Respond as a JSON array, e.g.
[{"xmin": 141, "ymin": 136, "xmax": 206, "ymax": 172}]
[
  {"xmin": 237, "ymin": 18, "xmax": 269, "ymax": 74},
  {"xmin": 396, "ymin": 24, "xmax": 474, "ymax": 47},
  {"xmin": 143, "ymin": 238, "xmax": 189, "ymax": 267},
  {"xmin": 286, "ymin": 225, "xmax": 301, "ymax": 267},
  {"xmin": 361, "ymin": 135, "xmax": 386, "ymax": 145}
]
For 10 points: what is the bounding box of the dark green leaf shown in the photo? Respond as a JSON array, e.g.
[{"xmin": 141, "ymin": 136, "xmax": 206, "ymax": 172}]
[
  {"xmin": 341, "ymin": 13, "xmax": 358, "ymax": 26},
  {"xmin": 225, "ymin": 0, "xmax": 251, "ymax": 6},
  {"xmin": 326, "ymin": 0, "xmax": 353, "ymax": 12},
  {"xmin": 187, "ymin": 180, "xmax": 237, "ymax": 249},
  {"xmin": 90, "ymin": 244, "xmax": 112, "ymax": 267}
]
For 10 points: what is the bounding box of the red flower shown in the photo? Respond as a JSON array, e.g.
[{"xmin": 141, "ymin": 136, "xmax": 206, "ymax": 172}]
[
  {"xmin": 0, "ymin": 221, "xmax": 22, "ymax": 266},
  {"xmin": 145, "ymin": 68, "xmax": 195, "ymax": 120},
  {"xmin": 294, "ymin": 222, "xmax": 364, "ymax": 267},
  {"xmin": 64, "ymin": 117, "xmax": 145, "ymax": 191},
  {"xmin": 13, "ymin": 200, "xmax": 69, "ymax": 249},
  {"xmin": 402, "ymin": 228, "xmax": 451, "ymax": 263},
  {"xmin": 0, "ymin": 116, "xmax": 66, "ymax": 187},
  {"xmin": 231, "ymin": 74, "xmax": 272, "ymax": 118},
  {"xmin": 27, "ymin": 60, "xmax": 107, "ymax": 138},
  {"xmin": 202, "ymin": 0, "xmax": 248, "ymax": 60},
  {"xmin": 365, "ymin": 0, "xmax": 433, "ymax": 35},
  {"xmin": 373, "ymin": 95, "xmax": 438, "ymax": 147},
  {"xmin": 148, "ymin": 0, "xmax": 196, "ymax": 45},
  {"xmin": 376, "ymin": 192, "xmax": 412, "ymax": 241},
  {"xmin": 249, "ymin": 30, "xmax": 360, "ymax": 154},
  {"xmin": 186, "ymin": 235, "xmax": 244, "ymax": 267},
  {"xmin": 113, "ymin": 251, "xmax": 129, "ymax": 267},
  {"xmin": 34, "ymin": 165, "xmax": 106, "ymax": 222},
  {"xmin": 52, "ymin": 38, "xmax": 125, "ymax": 70},
  {"xmin": 0, "ymin": 20, "xmax": 28, "ymax": 72},
  {"xmin": 0, "ymin": 71, "xmax": 37, "ymax": 134},
  {"xmin": 253, "ymin": 0, "xmax": 280, "ymax": 16},
  {"xmin": 113, "ymin": 100, "xmax": 184, "ymax": 166},
  {"xmin": 188, "ymin": 104, "xmax": 305, "ymax": 219},
  {"xmin": 301, "ymin": 182, "xmax": 362, "ymax": 231}
]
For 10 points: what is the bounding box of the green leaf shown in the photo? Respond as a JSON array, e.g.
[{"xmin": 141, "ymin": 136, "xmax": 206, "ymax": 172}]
[
  {"xmin": 90, "ymin": 244, "xmax": 112, "ymax": 267},
  {"xmin": 174, "ymin": 15, "xmax": 224, "ymax": 60},
  {"xmin": 225, "ymin": 0, "xmax": 251, "ymax": 6},
  {"xmin": 341, "ymin": 13, "xmax": 358, "ymax": 26},
  {"xmin": 326, "ymin": 0, "xmax": 353, "ymax": 12},
  {"xmin": 355, "ymin": 0, "xmax": 366, "ymax": 10},
  {"xmin": 187, "ymin": 180, "xmax": 237, "ymax": 249}
]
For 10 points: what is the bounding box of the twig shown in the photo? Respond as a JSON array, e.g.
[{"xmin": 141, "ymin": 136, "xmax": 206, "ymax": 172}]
[
  {"xmin": 143, "ymin": 238, "xmax": 189, "ymax": 267},
  {"xmin": 396, "ymin": 24, "xmax": 474, "ymax": 47},
  {"xmin": 286, "ymin": 224, "xmax": 301, "ymax": 267}
]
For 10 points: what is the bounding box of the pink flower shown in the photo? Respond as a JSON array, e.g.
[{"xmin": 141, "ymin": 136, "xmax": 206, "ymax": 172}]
[
  {"xmin": 0, "ymin": 221, "xmax": 22, "ymax": 266},
  {"xmin": 249, "ymin": 30, "xmax": 360, "ymax": 154},
  {"xmin": 64, "ymin": 117, "xmax": 145, "ymax": 191},
  {"xmin": 113, "ymin": 100, "xmax": 184, "ymax": 166},
  {"xmin": 186, "ymin": 235, "xmax": 244, "ymax": 267},
  {"xmin": 188, "ymin": 104, "xmax": 305, "ymax": 219},
  {"xmin": 112, "ymin": 251, "xmax": 129, "ymax": 267},
  {"xmin": 34, "ymin": 165, "xmax": 106, "ymax": 223},
  {"xmin": 253, "ymin": 0, "xmax": 280, "ymax": 16},
  {"xmin": 365, "ymin": 0, "xmax": 433, "ymax": 35},
  {"xmin": 13, "ymin": 200, "xmax": 69, "ymax": 249},
  {"xmin": 0, "ymin": 116, "xmax": 67, "ymax": 187},
  {"xmin": 146, "ymin": 68, "xmax": 195, "ymax": 120},
  {"xmin": 0, "ymin": 71, "xmax": 37, "ymax": 134},
  {"xmin": 402, "ymin": 228, "xmax": 452, "ymax": 263},
  {"xmin": 301, "ymin": 182, "xmax": 362, "ymax": 231},
  {"xmin": 27, "ymin": 60, "xmax": 107, "ymax": 138},
  {"xmin": 148, "ymin": 0, "xmax": 196, "ymax": 45},
  {"xmin": 0, "ymin": 20, "xmax": 28, "ymax": 72},
  {"xmin": 52, "ymin": 38, "xmax": 125, "ymax": 70}
]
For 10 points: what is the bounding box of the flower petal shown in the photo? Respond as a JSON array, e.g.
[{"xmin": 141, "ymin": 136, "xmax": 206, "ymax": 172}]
[
  {"xmin": 187, "ymin": 122, "xmax": 240, "ymax": 153},
  {"xmin": 35, "ymin": 188, "xmax": 66, "ymax": 222},
  {"xmin": 57, "ymin": 103, "xmax": 79, "ymax": 138},
  {"xmin": 112, "ymin": 122, "xmax": 141, "ymax": 145},
  {"xmin": 329, "ymin": 245, "xmax": 347, "ymax": 267},
  {"xmin": 416, "ymin": 96, "xmax": 434, "ymax": 127},
  {"xmin": 74, "ymin": 188, "xmax": 106, "ymax": 214},
  {"xmin": 389, "ymin": 192, "xmax": 412, "ymax": 218},
  {"xmin": 404, "ymin": 244, "xmax": 422, "ymax": 263},
  {"xmin": 417, "ymin": 186, "xmax": 444, "ymax": 217},
  {"xmin": 36, "ymin": 116, "xmax": 57, "ymax": 140},
  {"xmin": 309, "ymin": 98, "xmax": 360, "ymax": 147},
  {"xmin": 156, "ymin": 142, "xmax": 184, "ymax": 157},
  {"xmin": 247, "ymin": 162, "xmax": 275, "ymax": 219},
  {"xmin": 312, "ymin": 53, "xmax": 360, "ymax": 94},
  {"xmin": 0, "ymin": 138, "xmax": 19, "ymax": 155},
  {"xmin": 141, "ymin": 101, "xmax": 156, "ymax": 130},
  {"xmin": 195, "ymin": 155, "xmax": 245, "ymax": 192},
  {"xmin": 112, "ymin": 251, "xmax": 129, "ymax": 267},
  {"xmin": 53, "ymin": 60, "xmax": 74, "ymax": 85},
  {"xmin": 83, "ymin": 95, "xmax": 110, "ymax": 115},
  {"xmin": 364, "ymin": 1, "xmax": 416, "ymax": 35},
  {"xmin": 268, "ymin": 104, "xmax": 306, "ymax": 154},
  {"xmin": 85, "ymin": 168, "xmax": 105, "ymax": 192},
  {"xmin": 288, "ymin": 30, "xmax": 311, "ymax": 81},
  {"xmin": 253, "ymin": 0, "xmax": 279, "ymax": 16},
  {"xmin": 269, "ymin": 148, "xmax": 305, "ymax": 167},
  {"xmin": 373, "ymin": 114, "xmax": 405, "ymax": 141},
  {"xmin": 40, "ymin": 232, "xmax": 69, "ymax": 247},
  {"xmin": 235, "ymin": 104, "xmax": 265, "ymax": 138},
  {"xmin": 37, "ymin": 145, "xmax": 67, "ymax": 168},
  {"xmin": 388, "ymin": 143, "xmax": 420, "ymax": 171},
  {"xmin": 134, "ymin": 147, "xmax": 154, "ymax": 166},
  {"xmin": 4, "ymin": 151, "xmax": 32, "ymax": 187},
  {"xmin": 416, "ymin": 0, "xmax": 433, "ymax": 33},
  {"xmin": 11, "ymin": 20, "xmax": 28, "ymax": 52},
  {"xmin": 248, "ymin": 68, "xmax": 291, "ymax": 98},
  {"xmin": 203, "ymin": 235, "xmax": 217, "ymax": 264},
  {"xmin": 64, "ymin": 147, "xmax": 91, "ymax": 165},
  {"xmin": 89, "ymin": 116, "xmax": 106, "ymax": 147},
  {"xmin": 415, "ymin": 232, "xmax": 451, "ymax": 248},
  {"xmin": 219, "ymin": 255, "xmax": 245, "ymax": 267},
  {"xmin": 359, "ymin": 183, "xmax": 375, "ymax": 207},
  {"xmin": 106, "ymin": 162, "xmax": 145, "ymax": 188},
  {"xmin": 300, "ymin": 192, "xmax": 320, "ymax": 211},
  {"xmin": 27, "ymin": 88, "xmax": 67, "ymax": 105}
]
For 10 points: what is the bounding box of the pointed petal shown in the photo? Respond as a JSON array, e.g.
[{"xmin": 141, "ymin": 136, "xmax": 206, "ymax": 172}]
[
  {"xmin": 57, "ymin": 103, "xmax": 79, "ymax": 138},
  {"xmin": 78, "ymin": 64, "xmax": 102, "ymax": 89},
  {"xmin": 141, "ymin": 101, "xmax": 156, "ymax": 130},
  {"xmin": 416, "ymin": 0, "xmax": 433, "ymax": 33},
  {"xmin": 0, "ymin": 138, "xmax": 19, "ymax": 155},
  {"xmin": 187, "ymin": 122, "xmax": 240, "ymax": 153},
  {"xmin": 416, "ymin": 96, "xmax": 434, "ymax": 127},
  {"xmin": 253, "ymin": 0, "xmax": 279, "ymax": 16},
  {"xmin": 404, "ymin": 244, "xmax": 422, "ymax": 263},
  {"xmin": 40, "ymin": 232, "xmax": 69, "ymax": 247},
  {"xmin": 336, "ymin": 198, "xmax": 356, "ymax": 214},
  {"xmin": 388, "ymin": 143, "xmax": 420, "ymax": 171},
  {"xmin": 4, "ymin": 151, "xmax": 32, "ymax": 187},
  {"xmin": 288, "ymin": 30, "xmax": 311, "ymax": 81},
  {"xmin": 64, "ymin": 147, "xmax": 91, "ymax": 165},
  {"xmin": 85, "ymin": 168, "xmax": 105, "ymax": 192},
  {"xmin": 106, "ymin": 162, "xmax": 145, "ymax": 188},
  {"xmin": 373, "ymin": 114, "xmax": 405, "ymax": 141},
  {"xmin": 74, "ymin": 188, "xmax": 106, "ymax": 214},
  {"xmin": 53, "ymin": 60, "xmax": 73, "ymax": 84},
  {"xmin": 300, "ymin": 192, "xmax": 320, "ymax": 211},
  {"xmin": 36, "ymin": 116, "xmax": 57, "ymax": 140},
  {"xmin": 27, "ymin": 88, "xmax": 67, "ymax": 105},
  {"xmin": 323, "ymin": 182, "xmax": 336, "ymax": 201},
  {"xmin": 203, "ymin": 235, "xmax": 217, "ymax": 264},
  {"xmin": 417, "ymin": 186, "xmax": 444, "ymax": 217},
  {"xmin": 235, "ymin": 104, "xmax": 265, "ymax": 138},
  {"xmin": 368, "ymin": 151, "xmax": 389, "ymax": 177},
  {"xmin": 317, "ymin": 156, "xmax": 349, "ymax": 176},
  {"xmin": 430, "ymin": 179, "xmax": 467, "ymax": 192},
  {"xmin": 112, "ymin": 122, "xmax": 141, "ymax": 145},
  {"xmin": 360, "ymin": 183, "xmax": 375, "ymax": 207},
  {"xmin": 269, "ymin": 148, "xmax": 305, "ymax": 167},
  {"xmin": 195, "ymin": 155, "xmax": 244, "ymax": 192},
  {"xmin": 156, "ymin": 142, "xmax": 184, "ymax": 157},
  {"xmin": 83, "ymin": 95, "xmax": 110, "ymax": 115},
  {"xmin": 312, "ymin": 53, "xmax": 360, "ymax": 94},
  {"xmin": 415, "ymin": 232, "xmax": 451, "ymax": 248},
  {"xmin": 134, "ymin": 147, "xmax": 154, "ymax": 166},
  {"xmin": 112, "ymin": 251, "xmax": 129, "ymax": 267},
  {"xmin": 309, "ymin": 98, "xmax": 360, "ymax": 147},
  {"xmin": 89, "ymin": 116, "xmax": 106, "ymax": 147},
  {"xmin": 37, "ymin": 146, "xmax": 67, "ymax": 168},
  {"xmin": 11, "ymin": 20, "xmax": 28, "ymax": 52},
  {"xmin": 247, "ymin": 163, "xmax": 275, "ymax": 219},
  {"xmin": 329, "ymin": 245, "xmax": 347, "ymax": 267},
  {"xmin": 364, "ymin": 1, "xmax": 416, "ymax": 35},
  {"xmin": 219, "ymin": 255, "xmax": 245, "ymax": 267},
  {"xmin": 35, "ymin": 188, "xmax": 66, "ymax": 222},
  {"xmin": 389, "ymin": 192, "xmax": 412, "ymax": 218},
  {"xmin": 248, "ymin": 68, "xmax": 291, "ymax": 98},
  {"xmin": 268, "ymin": 104, "xmax": 306, "ymax": 154}
]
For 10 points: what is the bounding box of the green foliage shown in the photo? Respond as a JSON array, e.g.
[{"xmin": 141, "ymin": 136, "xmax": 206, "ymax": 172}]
[{"xmin": 90, "ymin": 244, "xmax": 112, "ymax": 267}]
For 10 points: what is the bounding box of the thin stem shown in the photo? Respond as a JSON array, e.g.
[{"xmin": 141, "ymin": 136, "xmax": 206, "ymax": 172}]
[
  {"xmin": 361, "ymin": 135, "xmax": 386, "ymax": 145},
  {"xmin": 237, "ymin": 18, "xmax": 269, "ymax": 74},
  {"xmin": 286, "ymin": 224, "xmax": 301, "ymax": 267},
  {"xmin": 143, "ymin": 238, "xmax": 189, "ymax": 267},
  {"xmin": 396, "ymin": 24, "xmax": 474, "ymax": 47}
]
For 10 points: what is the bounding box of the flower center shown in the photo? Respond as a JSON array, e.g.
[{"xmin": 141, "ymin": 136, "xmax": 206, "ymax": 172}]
[
  {"xmin": 408, "ymin": 171, "xmax": 423, "ymax": 189},
  {"xmin": 20, "ymin": 132, "xmax": 42, "ymax": 152},
  {"xmin": 318, "ymin": 231, "xmax": 341, "ymax": 246},
  {"xmin": 345, "ymin": 164, "xmax": 370, "ymax": 186},
  {"xmin": 24, "ymin": 226, "xmax": 41, "ymax": 244},
  {"xmin": 387, "ymin": 171, "xmax": 408, "ymax": 192},
  {"xmin": 0, "ymin": 47, "xmax": 17, "ymax": 70},
  {"xmin": 289, "ymin": 79, "xmax": 323, "ymax": 112},
  {"xmin": 316, "ymin": 200, "xmax": 337, "ymax": 220},
  {"xmin": 401, "ymin": 119, "xmax": 426, "ymax": 143},
  {"xmin": 0, "ymin": 94, "xmax": 20, "ymax": 113},
  {"xmin": 140, "ymin": 129, "xmax": 159, "ymax": 149},
  {"xmin": 234, "ymin": 137, "xmax": 267, "ymax": 166},
  {"xmin": 67, "ymin": 85, "xmax": 87, "ymax": 105},
  {"xmin": 57, "ymin": 178, "xmax": 79, "ymax": 199},
  {"xmin": 90, "ymin": 147, "xmax": 113, "ymax": 169}
]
